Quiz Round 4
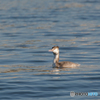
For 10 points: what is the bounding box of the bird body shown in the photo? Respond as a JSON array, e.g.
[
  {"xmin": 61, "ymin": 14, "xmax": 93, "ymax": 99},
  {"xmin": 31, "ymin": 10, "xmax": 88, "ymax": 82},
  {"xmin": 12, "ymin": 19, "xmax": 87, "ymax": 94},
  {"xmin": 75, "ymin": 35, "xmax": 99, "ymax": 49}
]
[{"xmin": 49, "ymin": 46, "xmax": 80, "ymax": 68}]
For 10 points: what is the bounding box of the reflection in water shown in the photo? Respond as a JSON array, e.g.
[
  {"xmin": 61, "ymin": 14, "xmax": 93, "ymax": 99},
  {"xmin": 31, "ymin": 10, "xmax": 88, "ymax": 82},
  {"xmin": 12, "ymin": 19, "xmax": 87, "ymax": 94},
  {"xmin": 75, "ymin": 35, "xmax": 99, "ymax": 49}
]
[
  {"xmin": 55, "ymin": 39, "xmax": 77, "ymax": 42},
  {"xmin": 0, "ymin": 64, "xmax": 80, "ymax": 75}
]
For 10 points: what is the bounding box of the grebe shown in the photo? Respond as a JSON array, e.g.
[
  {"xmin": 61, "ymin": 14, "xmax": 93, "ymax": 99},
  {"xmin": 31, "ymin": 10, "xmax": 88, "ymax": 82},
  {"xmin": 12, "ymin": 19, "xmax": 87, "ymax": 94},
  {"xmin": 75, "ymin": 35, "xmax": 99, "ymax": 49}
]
[{"xmin": 49, "ymin": 46, "xmax": 80, "ymax": 68}]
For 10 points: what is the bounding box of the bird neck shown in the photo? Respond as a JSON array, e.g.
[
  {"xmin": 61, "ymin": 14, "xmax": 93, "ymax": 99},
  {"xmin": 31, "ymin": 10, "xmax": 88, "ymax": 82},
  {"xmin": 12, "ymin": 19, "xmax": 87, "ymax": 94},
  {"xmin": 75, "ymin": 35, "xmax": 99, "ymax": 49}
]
[{"xmin": 53, "ymin": 53, "xmax": 59, "ymax": 64}]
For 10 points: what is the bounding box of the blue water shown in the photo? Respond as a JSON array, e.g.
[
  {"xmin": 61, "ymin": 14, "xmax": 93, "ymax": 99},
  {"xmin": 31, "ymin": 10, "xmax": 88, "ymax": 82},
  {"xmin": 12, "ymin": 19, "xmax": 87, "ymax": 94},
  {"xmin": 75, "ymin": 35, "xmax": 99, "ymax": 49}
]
[{"xmin": 0, "ymin": 0, "xmax": 100, "ymax": 100}]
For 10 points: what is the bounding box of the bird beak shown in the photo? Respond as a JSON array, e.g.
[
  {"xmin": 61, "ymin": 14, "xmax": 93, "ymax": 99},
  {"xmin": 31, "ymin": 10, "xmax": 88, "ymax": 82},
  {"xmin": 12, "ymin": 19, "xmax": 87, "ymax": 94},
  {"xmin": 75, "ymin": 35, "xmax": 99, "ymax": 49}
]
[{"xmin": 48, "ymin": 49, "xmax": 53, "ymax": 52}]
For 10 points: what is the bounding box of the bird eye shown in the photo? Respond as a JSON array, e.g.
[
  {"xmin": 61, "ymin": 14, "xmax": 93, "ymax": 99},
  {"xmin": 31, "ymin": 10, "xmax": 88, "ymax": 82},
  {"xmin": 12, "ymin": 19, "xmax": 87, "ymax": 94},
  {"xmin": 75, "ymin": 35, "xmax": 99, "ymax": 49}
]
[{"xmin": 52, "ymin": 46, "xmax": 55, "ymax": 49}]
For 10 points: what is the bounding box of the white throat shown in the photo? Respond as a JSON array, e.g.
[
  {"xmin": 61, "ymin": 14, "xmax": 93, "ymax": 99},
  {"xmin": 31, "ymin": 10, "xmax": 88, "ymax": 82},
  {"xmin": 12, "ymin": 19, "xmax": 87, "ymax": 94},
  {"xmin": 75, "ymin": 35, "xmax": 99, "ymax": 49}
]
[{"xmin": 53, "ymin": 53, "xmax": 59, "ymax": 63}]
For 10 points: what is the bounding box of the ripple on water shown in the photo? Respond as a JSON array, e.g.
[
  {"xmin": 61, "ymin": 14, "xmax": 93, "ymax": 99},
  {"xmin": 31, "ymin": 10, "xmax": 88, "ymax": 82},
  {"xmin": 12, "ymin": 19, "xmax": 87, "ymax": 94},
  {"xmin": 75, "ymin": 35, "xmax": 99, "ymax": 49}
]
[{"xmin": 0, "ymin": 0, "xmax": 100, "ymax": 100}]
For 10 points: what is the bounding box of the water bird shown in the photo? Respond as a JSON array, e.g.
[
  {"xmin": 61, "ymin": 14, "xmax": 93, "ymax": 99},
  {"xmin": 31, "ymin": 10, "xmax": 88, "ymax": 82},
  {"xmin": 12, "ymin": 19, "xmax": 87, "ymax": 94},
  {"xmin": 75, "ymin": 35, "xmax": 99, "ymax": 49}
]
[{"xmin": 49, "ymin": 46, "xmax": 80, "ymax": 68}]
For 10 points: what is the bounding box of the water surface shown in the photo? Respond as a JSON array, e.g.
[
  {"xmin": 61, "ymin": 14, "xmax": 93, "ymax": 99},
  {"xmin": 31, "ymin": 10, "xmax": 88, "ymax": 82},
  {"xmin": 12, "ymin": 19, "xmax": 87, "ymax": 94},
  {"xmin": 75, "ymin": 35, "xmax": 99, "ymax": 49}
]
[{"xmin": 0, "ymin": 0, "xmax": 100, "ymax": 100}]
